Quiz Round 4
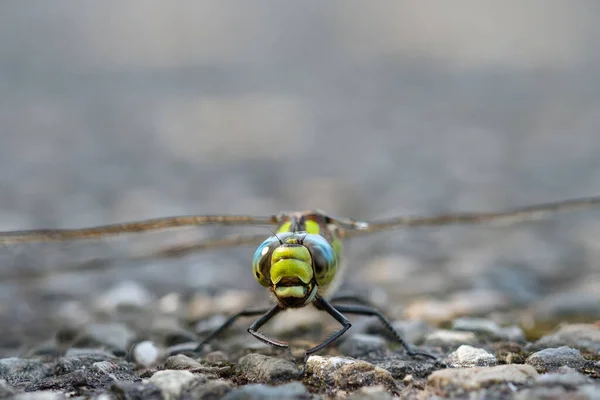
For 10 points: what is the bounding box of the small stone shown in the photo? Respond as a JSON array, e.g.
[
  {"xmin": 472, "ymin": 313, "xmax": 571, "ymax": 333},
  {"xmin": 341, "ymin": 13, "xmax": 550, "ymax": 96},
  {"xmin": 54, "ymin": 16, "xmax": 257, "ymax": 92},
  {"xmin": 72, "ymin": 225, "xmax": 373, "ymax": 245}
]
[
  {"xmin": 306, "ymin": 356, "xmax": 397, "ymax": 393},
  {"xmin": 55, "ymin": 351, "xmax": 116, "ymax": 375},
  {"xmin": 423, "ymin": 329, "xmax": 478, "ymax": 348},
  {"xmin": 526, "ymin": 346, "xmax": 586, "ymax": 373},
  {"xmin": 0, "ymin": 358, "xmax": 50, "ymax": 386},
  {"xmin": 513, "ymin": 387, "xmax": 576, "ymax": 400},
  {"xmin": 149, "ymin": 370, "xmax": 200, "ymax": 400},
  {"xmin": 445, "ymin": 345, "xmax": 498, "ymax": 367},
  {"xmin": 183, "ymin": 379, "xmax": 233, "ymax": 399},
  {"xmin": 221, "ymin": 381, "xmax": 309, "ymax": 400},
  {"xmin": 236, "ymin": 354, "xmax": 298, "ymax": 383},
  {"xmin": 95, "ymin": 280, "xmax": 153, "ymax": 312},
  {"xmin": 133, "ymin": 341, "xmax": 160, "ymax": 368},
  {"xmin": 0, "ymin": 379, "xmax": 15, "ymax": 397},
  {"xmin": 452, "ymin": 317, "xmax": 525, "ymax": 341},
  {"xmin": 532, "ymin": 324, "xmax": 600, "ymax": 353},
  {"xmin": 347, "ymin": 384, "xmax": 394, "ymax": 400},
  {"xmin": 92, "ymin": 361, "xmax": 121, "ymax": 374},
  {"xmin": 110, "ymin": 381, "xmax": 164, "ymax": 400},
  {"xmin": 164, "ymin": 354, "xmax": 202, "ymax": 370},
  {"xmin": 12, "ymin": 392, "xmax": 66, "ymax": 400},
  {"xmin": 339, "ymin": 334, "xmax": 388, "ymax": 358},
  {"xmin": 71, "ymin": 323, "xmax": 136, "ymax": 353},
  {"xmin": 535, "ymin": 366, "xmax": 591, "ymax": 387},
  {"xmin": 427, "ymin": 364, "xmax": 538, "ymax": 392}
]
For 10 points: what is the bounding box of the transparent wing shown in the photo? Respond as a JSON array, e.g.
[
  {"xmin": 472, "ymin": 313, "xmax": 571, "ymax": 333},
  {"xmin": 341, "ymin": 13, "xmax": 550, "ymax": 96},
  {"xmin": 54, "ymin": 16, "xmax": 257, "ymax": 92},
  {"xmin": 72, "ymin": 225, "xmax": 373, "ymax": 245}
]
[
  {"xmin": 339, "ymin": 196, "xmax": 600, "ymax": 238},
  {"xmin": 1, "ymin": 232, "xmax": 268, "ymax": 282},
  {"xmin": 0, "ymin": 214, "xmax": 279, "ymax": 244}
]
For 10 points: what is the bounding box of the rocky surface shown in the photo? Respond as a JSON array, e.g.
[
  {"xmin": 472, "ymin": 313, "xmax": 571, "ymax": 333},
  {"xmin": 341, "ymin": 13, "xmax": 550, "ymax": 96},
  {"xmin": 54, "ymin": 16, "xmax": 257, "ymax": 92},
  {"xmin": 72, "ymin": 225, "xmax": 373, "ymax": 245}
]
[{"xmin": 2, "ymin": 2, "xmax": 600, "ymax": 399}]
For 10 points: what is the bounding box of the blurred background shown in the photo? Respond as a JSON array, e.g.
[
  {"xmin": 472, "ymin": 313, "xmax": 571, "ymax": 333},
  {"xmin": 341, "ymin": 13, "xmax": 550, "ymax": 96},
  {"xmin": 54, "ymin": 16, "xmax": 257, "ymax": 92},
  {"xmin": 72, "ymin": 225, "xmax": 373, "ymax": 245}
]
[{"xmin": 1, "ymin": 1, "xmax": 600, "ymax": 356}]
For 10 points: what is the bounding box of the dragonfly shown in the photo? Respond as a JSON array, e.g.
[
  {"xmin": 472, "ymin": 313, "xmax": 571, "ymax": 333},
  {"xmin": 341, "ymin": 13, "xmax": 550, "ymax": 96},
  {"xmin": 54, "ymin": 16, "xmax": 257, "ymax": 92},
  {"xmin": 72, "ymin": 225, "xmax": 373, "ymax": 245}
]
[{"xmin": 2, "ymin": 196, "xmax": 600, "ymax": 374}]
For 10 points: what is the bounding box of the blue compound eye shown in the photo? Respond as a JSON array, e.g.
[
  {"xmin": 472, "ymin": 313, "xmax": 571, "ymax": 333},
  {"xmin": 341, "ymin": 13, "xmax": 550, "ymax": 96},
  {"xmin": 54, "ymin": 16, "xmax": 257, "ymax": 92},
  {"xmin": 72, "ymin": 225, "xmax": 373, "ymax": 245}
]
[
  {"xmin": 252, "ymin": 236, "xmax": 279, "ymax": 287},
  {"xmin": 302, "ymin": 234, "xmax": 337, "ymax": 286}
]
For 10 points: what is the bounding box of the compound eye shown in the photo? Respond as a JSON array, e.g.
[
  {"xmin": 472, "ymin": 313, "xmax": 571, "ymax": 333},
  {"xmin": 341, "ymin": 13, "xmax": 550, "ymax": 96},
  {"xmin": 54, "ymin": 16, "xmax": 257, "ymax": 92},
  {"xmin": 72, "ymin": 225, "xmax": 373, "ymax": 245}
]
[
  {"xmin": 303, "ymin": 234, "xmax": 337, "ymax": 286},
  {"xmin": 252, "ymin": 236, "xmax": 278, "ymax": 287}
]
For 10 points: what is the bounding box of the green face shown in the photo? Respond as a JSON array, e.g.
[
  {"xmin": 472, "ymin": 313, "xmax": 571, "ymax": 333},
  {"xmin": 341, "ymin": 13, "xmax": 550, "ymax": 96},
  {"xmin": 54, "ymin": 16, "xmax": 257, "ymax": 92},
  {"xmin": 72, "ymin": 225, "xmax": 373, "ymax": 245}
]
[{"xmin": 252, "ymin": 232, "xmax": 338, "ymax": 308}]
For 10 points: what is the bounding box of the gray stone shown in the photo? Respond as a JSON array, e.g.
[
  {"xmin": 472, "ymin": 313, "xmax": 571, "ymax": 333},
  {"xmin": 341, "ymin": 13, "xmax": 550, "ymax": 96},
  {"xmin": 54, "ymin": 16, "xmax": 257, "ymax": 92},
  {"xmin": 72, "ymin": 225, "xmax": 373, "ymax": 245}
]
[
  {"xmin": 110, "ymin": 381, "xmax": 164, "ymax": 400},
  {"xmin": 55, "ymin": 351, "xmax": 117, "ymax": 375},
  {"xmin": 427, "ymin": 364, "xmax": 538, "ymax": 392},
  {"xmin": 305, "ymin": 356, "xmax": 398, "ymax": 393},
  {"xmin": 339, "ymin": 333, "xmax": 388, "ymax": 358},
  {"xmin": 532, "ymin": 324, "xmax": 600, "ymax": 353},
  {"xmin": 236, "ymin": 354, "xmax": 298, "ymax": 384},
  {"xmin": 347, "ymin": 384, "xmax": 394, "ymax": 400},
  {"xmin": 0, "ymin": 358, "xmax": 51, "ymax": 386},
  {"xmin": 149, "ymin": 370, "xmax": 202, "ymax": 400},
  {"xmin": 452, "ymin": 317, "xmax": 525, "ymax": 341},
  {"xmin": 164, "ymin": 354, "xmax": 202, "ymax": 370},
  {"xmin": 445, "ymin": 345, "xmax": 498, "ymax": 367},
  {"xmin": 0, "ymin": 379, "xmax": 15, "ymax": 397},
  {"xmin": 526, "ymin": 346, "xmax": 586, "ymax": 372},
  {"xmin": 221, "ymin": 381, "xmax": 310, "ymax": 400},
  {"xmin": 12, "ymin": 392, "xmax": 66, "ymax": 400},
  {"xmin": 181, "ymin": 379, "xmax": 234, "ymax": 400},
  {"xmin": 535, "ymin": 366, "xmax": 591, "ymax": 387}
]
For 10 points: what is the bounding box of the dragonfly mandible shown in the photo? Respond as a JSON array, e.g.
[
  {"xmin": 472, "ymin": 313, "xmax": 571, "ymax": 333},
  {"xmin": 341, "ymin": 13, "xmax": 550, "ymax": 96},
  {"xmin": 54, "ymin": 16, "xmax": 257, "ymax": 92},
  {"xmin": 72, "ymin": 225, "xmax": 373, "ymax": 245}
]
[{"xmin": 2, "ymin": 196, "xmax": 600, "ymax": 374}]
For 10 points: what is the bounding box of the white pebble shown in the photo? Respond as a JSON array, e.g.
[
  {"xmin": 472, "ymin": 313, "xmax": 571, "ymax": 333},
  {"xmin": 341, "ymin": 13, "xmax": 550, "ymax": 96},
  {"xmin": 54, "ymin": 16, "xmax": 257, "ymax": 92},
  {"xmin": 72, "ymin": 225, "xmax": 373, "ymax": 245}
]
[{"xmin": 134, "ymin": 340, "xmax": 160, "ymax": 368}]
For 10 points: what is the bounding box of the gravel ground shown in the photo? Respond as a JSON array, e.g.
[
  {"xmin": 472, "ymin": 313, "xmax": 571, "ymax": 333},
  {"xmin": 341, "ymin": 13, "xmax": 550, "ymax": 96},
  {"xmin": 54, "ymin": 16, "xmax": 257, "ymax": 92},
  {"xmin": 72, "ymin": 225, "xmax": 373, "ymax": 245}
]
[{"xmin": 2, "ymin": 3, "xmax": 600, "ymax": 399}]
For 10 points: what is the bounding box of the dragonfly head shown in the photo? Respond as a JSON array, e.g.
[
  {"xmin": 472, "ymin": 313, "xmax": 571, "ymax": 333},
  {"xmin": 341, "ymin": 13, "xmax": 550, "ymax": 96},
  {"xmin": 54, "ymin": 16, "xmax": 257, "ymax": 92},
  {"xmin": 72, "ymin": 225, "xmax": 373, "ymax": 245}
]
[{"xmin": 252, "ymin": 232, "xmax": 338, "ymax": 308}]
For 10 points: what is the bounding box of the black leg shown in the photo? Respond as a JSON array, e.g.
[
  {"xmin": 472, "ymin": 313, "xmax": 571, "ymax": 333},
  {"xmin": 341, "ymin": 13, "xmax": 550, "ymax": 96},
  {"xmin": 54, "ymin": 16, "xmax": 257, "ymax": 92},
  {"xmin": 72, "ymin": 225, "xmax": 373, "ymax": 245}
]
[
  {"xmin": 247, "ymin": 304, "xmax": 289, "ymax": 349},
  {"xmin": 332, "ymin": 304, "xmax": 436, "ymax": 360},
  {"xmin": 307, "ymin": 295, "xmax": 352, "ymax": 355},
  {"xmin": 194, "ymin": 307, "xmax": 274, "ymax": 352}
]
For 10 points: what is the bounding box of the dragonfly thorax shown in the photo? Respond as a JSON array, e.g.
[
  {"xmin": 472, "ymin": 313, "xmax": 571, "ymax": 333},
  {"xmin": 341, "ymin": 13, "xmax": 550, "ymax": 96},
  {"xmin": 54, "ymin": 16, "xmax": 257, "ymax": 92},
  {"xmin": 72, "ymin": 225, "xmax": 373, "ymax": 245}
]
[{"xmin": 252, "ymin": 232, "xmax": 338, "ymax": 308}]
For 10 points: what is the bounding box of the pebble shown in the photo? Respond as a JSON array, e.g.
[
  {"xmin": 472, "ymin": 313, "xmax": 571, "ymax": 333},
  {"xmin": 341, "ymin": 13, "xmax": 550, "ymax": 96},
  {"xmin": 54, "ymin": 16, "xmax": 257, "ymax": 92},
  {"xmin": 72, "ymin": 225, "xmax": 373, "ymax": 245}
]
[
  {"xmin": 164, "ymin": 354, "xmax": 202, "ymax": 370},
  {"xmin": 526, "ymin": 346, "xmax": 586, "ymax": 373},
  {"xmin": 423, "ymin": 329, "xmax": 478, "ymax": 347},
  {"xmin": 452, "ymin": 317, "xmax": 525, "ymax": 341},
  {"xmin": 0, "ymin": 358, "xmax": 50, "ymax": 385},
  {"xmin": 427, "ymin": 364, "xmax": 538, "ymax": 392},
  {"xmin": 12, "ymin": 392, "xmax": 66, "ymax": 400},
  {"xmin": 133, "ymin": 340, "xmax": 160, "ymax": 368},
  {"xmin": 183, "ymin": 379, "xmax": 233, "ymax": 399},
  {"xmin": 338, "ymin": 333, "xmax": 388, "ymax": 358},
  {"xmin": 94, "ymin": 281, "xmax": 153, "ymax": 312},
  {"xmin": 305, "ymin": 356, "xmax": 397, "ymax": 393},
  {"xmin": 148, "ymin": 370, "xmax": 201, "ymax": 400},
  {"xmin": 110, "ymin": 381, "xmax": 164, "ymax": 400},
  {"xmin": 236, "ymin": 354, "xmax": 298, "ymax": 383},
  {"xmin": 445, "ymin": 345, "xmax": 498, "ymax": 367},
  {"xmin": 535, "ymin": 366, "xmax": 591, "ymax": 387},
  {"xmin": 531, "ymin": 324, "xmax": 600, "ymax": 353},
  {"xmin": 221, "ymin": 381, "xmax": 309, "ymax": 400},
  {"xmin": 347, "ymin": 384, "xmax": 394, "ymax": 400}
]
